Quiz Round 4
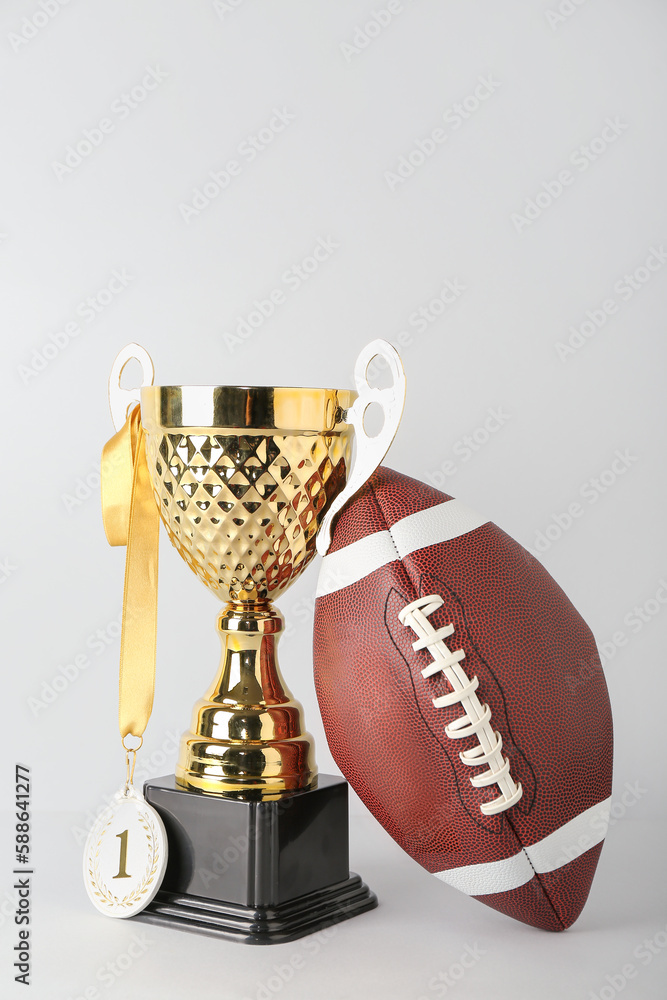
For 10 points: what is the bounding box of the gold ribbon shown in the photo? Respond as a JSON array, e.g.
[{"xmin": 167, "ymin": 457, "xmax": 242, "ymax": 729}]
[{"xmin": 101, "ymin": 405, "xmax": 159, "ymax": 741}]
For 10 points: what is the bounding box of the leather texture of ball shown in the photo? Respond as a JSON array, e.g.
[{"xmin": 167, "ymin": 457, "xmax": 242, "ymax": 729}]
[{"xmin": 313, "ymin": 467, "xmax": 613, "ymax": 931}]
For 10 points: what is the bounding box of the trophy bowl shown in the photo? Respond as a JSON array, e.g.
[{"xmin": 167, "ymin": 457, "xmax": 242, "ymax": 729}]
[
  {"xmin": 109, "ymin": 341, "xmax": 405, "ymax": 798},
  {"xmin": 140, "ymin": 385, "xmax": 357, "ymax": 605}
]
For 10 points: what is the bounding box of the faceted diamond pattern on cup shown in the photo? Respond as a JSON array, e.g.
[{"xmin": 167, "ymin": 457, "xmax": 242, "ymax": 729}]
[{"xmin": 145, "ymin": 431, "xmax": 350, "ymax": 602}]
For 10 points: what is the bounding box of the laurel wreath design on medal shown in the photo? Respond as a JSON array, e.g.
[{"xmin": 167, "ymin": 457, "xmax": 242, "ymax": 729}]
[{"xmin": 86, "ymin": 804, "xmax": 161, "ymax": 911}]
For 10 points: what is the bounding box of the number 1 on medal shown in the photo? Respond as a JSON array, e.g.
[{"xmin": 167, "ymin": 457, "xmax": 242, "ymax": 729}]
[{"xmin": 113, "ymin": 829, "xmax": 131, "ymax": 879}]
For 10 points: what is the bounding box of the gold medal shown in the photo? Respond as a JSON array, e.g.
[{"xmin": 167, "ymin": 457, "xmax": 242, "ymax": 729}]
[
  {"xmin": 84, "ymin": 346, "xmax": 167, "ymax": 919},
  {"xmin": 83, "ymin": 746, "xmax": 167, "ymax": 918}
]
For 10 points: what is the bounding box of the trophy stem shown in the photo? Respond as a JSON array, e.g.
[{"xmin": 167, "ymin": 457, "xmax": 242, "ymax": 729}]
[{"xmin": 175, "ymin": 601, "xmax": 317, "ymax": 798}]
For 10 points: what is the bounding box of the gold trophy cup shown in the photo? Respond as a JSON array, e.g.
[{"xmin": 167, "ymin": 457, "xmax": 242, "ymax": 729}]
[
  {"xmin": 109, "ymin": 340, "xmax": 405, "ymax": 800},
  {"xmin": 105, "ymin": 340, "xmax": 405, "ymax": 943}
]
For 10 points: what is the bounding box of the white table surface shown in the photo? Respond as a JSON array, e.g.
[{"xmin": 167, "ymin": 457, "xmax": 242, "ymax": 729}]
[{"xmin": 1, "ymin": 810, "xmax": 664, "ymax": 1000}]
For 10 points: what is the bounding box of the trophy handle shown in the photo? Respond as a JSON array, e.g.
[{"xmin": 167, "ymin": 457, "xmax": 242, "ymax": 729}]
[
  {"xmin": 109, "ymin": 344, "xmax": 155, "ymax": 431},
  {"xmin": 317, "ymin": 339, "xmax": 406, "ymax": 556}
]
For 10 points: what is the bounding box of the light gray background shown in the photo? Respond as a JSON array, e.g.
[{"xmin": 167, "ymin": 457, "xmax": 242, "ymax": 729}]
[{"xmin": 1, "ymin": 1, "xmax": 665, "ymax": 998}]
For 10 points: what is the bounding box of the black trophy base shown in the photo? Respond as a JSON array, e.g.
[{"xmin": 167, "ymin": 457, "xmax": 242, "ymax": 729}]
[
  {"xmin": 135, "ymin": 773, "xmax": 377, "ymax": 945},
  {"xmin": 137, "ymin": 873, "xmax": 374, "ymax": 945}
]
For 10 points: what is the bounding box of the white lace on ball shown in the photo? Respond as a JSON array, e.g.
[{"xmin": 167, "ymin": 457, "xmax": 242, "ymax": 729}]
[{"xmin": 398, "ymin": 595, "xmax": 523, "ymax": 817}]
